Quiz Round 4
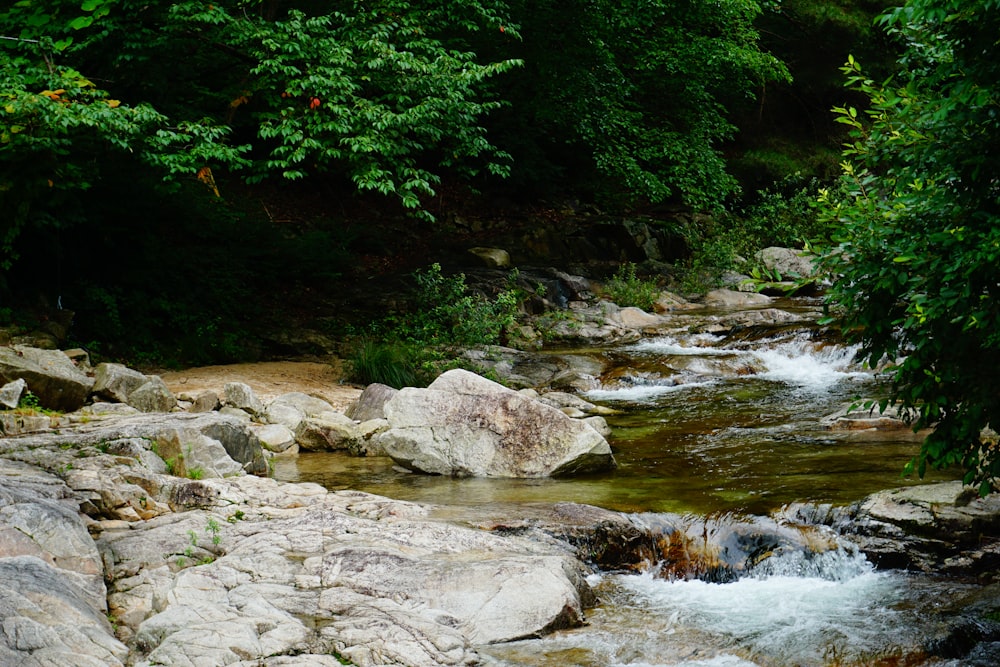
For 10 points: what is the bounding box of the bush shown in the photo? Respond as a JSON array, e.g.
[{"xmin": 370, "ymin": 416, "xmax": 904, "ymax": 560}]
[
  {"xmin": 347, "ymin": 264, "xmax": 525, "ymax": 388},
  {"xmin": 603, "ymin": 263, "xmax": 661, "ymax": 311},
  {"xmin": 348, "ymin": 340, "xmax": 421, "ymax": 389}
]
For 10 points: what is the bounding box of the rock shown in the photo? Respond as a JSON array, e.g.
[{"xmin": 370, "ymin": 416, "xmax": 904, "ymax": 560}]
[
  {"xmin": 0, "ymin": 557, "xmax": 128, "ymax": 666},
  {"xmin": 468, "ymin": 246, "xmax": 511, "ymax": 268},
  {"xmin": 0, "ymin": 377, "xmax": 26, "ymax": 408},
  {"xmin": 1, "ymin": 412, "xmax": 268, "ymax": 477},
  {"xmin": 375, "ymin": 369, "xmax": 616, "ymax": 477},
  {"xmin": 653, "ymin": 290, "xmax": 701, "ymax": 313},
  {"xmin": 0, "ymin": 345, "xmax": 95, "ymax": 412},
  {"xmin": 92, "ymin": 363, "xmax": 149, "ymax": 404},
  {"xmin": 127, "ymin": 376, "xmax": 177, "ymax": 413},
  {"xmin": 582, "ymin": 415, "xmax": 612, "ymax": 438},
  {"xmin": 0, "ymin": 460, "xmax": 128, "ymax": 666},
  {"xmin": 254, "ymin": 424, "xmax": 297, "ymax": 453},
  {"xmin": 345, "ymin": 383, "xmax": 397, "ymax": 422},
  {"xmin": 821, "ymin": 401, "xmax": 921, "ymax": 434},
  {"xmin": 756, "ymin": 246, "xmax": 817, "ymax": 280},
  {"xmin": 295, "ymin": 412, "xmax": 362, "ymax": 453},
  {"xmin": 219, "ymin": 406, "xmax": 253, "ymax": 422},
  {"xmin": 224, "ymin": 382, "xmax": 265, "ymax": 418},
  {"xmin": 613, "ymin": 306, "xmax": 667, "ymax": 328},
  {"xmin": 266, "ymin": 392, "xmax": 336, "ymax": 432},
  {"xmin": 703, "ymin": 289, "xmax": 772, "ymax": 308},
  {"xmin": 190, "ymin": 390, "xmax": 220, "ymax": 413},
  {"xmin": 155, "ymin": 428, "xmax": 245, "ymax": 479},
  {"xmin": 96, "ymin": 485, "xmax": 593, "ymax": 665}
]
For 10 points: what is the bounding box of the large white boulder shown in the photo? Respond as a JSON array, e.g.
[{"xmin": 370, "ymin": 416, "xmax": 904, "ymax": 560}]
[{"xmin": 375, "ymin": 369, "xmax": 615, "ymax": 477}]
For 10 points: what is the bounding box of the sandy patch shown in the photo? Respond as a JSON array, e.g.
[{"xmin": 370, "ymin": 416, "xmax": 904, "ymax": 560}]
[{"xmin": 159, "ymin": 360, "xmax": 363, "ymax": 411}]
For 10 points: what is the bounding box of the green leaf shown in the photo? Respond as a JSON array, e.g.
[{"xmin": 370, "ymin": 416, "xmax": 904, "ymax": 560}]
[{"xmin": 68, "ymin": 15, "xmax": 93, "ymax": 30}]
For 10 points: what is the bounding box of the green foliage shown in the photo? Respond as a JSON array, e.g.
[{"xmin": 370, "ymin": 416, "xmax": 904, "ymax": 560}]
[
  {"xmin": 348, "ymin": 263, "xmax": 525, "ymax": 387},
  {"xmin": 495, "ymin": 0, "xmax": 789, "ymax": 209},
  {"xmin": 17, "ymin": 390, "xmax": 40, "ymax": 411},
  {"xmin": 817, "ymin": 1, "xmax": 1000, "ymax": 494},
  {"xmin": 603, "ymin": 263, "xmax": 660, "ymax": 311},
  {"xmin": 0, "ymin": 0, "xmax": 519, "ymax": 230},
  {"xmin": 349, "ymin": 340, "xmax": 421, "ymax": 389},
  {"xmin": 0, "ymin": 27, "xmax": 246, "ymax": 266},
  {"xmin": 730, "ymin": 178, "xmax": 829, "ymax": 254},
  {"xmin": 401, "ymin": 263, "xmax": 519, "ymax": 347}
]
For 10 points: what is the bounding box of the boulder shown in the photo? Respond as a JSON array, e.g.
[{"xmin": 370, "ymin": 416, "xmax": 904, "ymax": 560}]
[
  {"xmin": 703, "ymin": 289, "xmax": 772, "ymax": 308},
  {"xmin": 190, "ymin": 390, "xmax": 220, "ymax": 413},
  {"xmin": 265, "ymin": 392, "xmax": 337, "ymax": 432},
  {"xmin": 0, "ymin": 460, "xmax": 128, "ymax": 666},
  {"xmin": 0, "ymin": 345, "xmax": 95, "ymax": 412},
  {"xmin": 375, "ymin": 369, "xmax": 616, "ymax": 477},
  {"xmin": 254, "ymin": 423, "xmax": 297, "ymax": 453},
  {"xmin": 295, "ymin": 412, "xmax": 362, "ymax": 453},
  {"xmin": 224, "ymin": 382, "xmax": 265, "ymax": 418},
  {"xmin": 345, "ymin": 383, "xmax": 397, "ymax": 422},
  {"xmin": 92, "ymin": 363, "xmax": 148, "ymax": 404},
  {"xmin": 0, "ymin": 377, "xmax": 26, "ymax": 409},
  {"xmin": 613, "ymin": 306, "xmax": 667, "ymax": 329},
  {"xmin": 756, "ymin": 246, "xmax": 818, "ymax": 280},
  {"xmin": 127, "ymin": 376, "xmax": 177, "ymax": 413},
  {"xmin": 468, "ymin": 246, "xmax": 511, "ymax": 268},
  {"xmin": 1, "ymin": 412, "xmax": 268, "ymax": 477}
]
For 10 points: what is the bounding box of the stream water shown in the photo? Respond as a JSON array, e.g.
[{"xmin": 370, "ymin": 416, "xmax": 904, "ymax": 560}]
[{"xmin": 274, "ymin": 304, "xmax": 996, "ymax": 666}]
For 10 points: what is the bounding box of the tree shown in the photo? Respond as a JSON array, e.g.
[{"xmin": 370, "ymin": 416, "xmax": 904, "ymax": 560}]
[
  {"xmin": 818, "ymin": 0, "xmax": 1000, "ymax": 494},
  {"xmin": 0, "ymin": 0, "xmax": 520, "ymax": 266},
  {"xmin": 485, "ymin": 0, "xmax": 790, "ymax": 210}
]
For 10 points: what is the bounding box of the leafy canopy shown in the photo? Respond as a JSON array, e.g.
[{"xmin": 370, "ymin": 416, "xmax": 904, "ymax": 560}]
[
  {"xmin": 495, "ymin": 0, "xmax": 789, "ymax": 209},
  {"xmin": 0, "ymin": 0, "xmax": 520, "ymax": 264},
  {"xmin": 818, "ymin": 0, "xmax": 1000, "ymax": 494}
]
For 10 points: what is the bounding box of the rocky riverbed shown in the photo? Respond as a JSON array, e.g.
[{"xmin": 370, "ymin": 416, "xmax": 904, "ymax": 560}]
[{"xmin": 3, "ymin": 283, "xmax": 1000, "ymax": 665}]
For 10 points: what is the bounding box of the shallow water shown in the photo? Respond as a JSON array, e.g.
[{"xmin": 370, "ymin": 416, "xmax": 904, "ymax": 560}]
[
  {"xmin": 273, "ymin": 317, "xmax": 987, "ymax": 666},
  {"xmin": 482, "ymin": 550, "xmax": 987, "ymax": 666},
  {"xmin": 275, "ymin": 327, "xmax": 956, "ymax": 516}
]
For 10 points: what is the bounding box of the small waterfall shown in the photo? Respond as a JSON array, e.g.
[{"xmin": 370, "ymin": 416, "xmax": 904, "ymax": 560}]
[{"xmin": 587, "ymin": 331, "xmax": 870, "ymax": 403}]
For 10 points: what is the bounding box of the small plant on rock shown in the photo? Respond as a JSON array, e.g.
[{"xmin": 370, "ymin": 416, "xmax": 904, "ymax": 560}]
[{"xmin": 604, "ymin": 263, "xmax": 660, "ymax": 311}]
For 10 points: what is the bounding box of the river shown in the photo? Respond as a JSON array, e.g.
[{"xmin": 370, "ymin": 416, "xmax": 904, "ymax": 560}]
[{"xmin": 275, "ymin": 304, "xmax": 996, "ymax": 666}]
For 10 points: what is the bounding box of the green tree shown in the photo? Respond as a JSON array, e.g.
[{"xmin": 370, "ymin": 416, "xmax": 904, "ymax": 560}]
[
  {"xmin": 818, "ymin": 0, "xmax": 1000, "ymax": 494},
  {"xmin": 0, "ymin": 0, "xmax": 521, "ymax": 265},
  {"xmin": 488, "ymin": 0, "xmax": 790, "ymax": 210}
]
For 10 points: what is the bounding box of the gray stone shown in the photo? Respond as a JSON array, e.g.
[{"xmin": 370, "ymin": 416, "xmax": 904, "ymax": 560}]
[
  {"xmin": 190, "ymin": 390, "xmax": 220, "ymax": 413},
  {"xmin": 0, "ymin": 378, "xmax": 26, "ymax": 409},
  {"xmin": 92, "ymin": 363, "xmax": 148, "ymax": 404},
  {"xmin": 613, "ymin": 306, "xmax": 667, "ymax": 328},
  {"xmin": 219, "ymin": 406, "xmax": 253, "ymax": 422},
  {"xmin": 0, "ymin": 462, "xmax": 128, "ymax": 666},
  {"xmin": 703, "ymin": 288, "xmax": 772, "ymax": 308},
  {"xmin": 0, "ymin": 345, "xmax": 95, "ymax": 412},
  {"xmin": 345, "ymin": 383, "xmax": 397, "ymax": 422},
  {"xmin": 127, "ymin": 376, "xmax": 177, "ymax": 413},
  {"xmin": 756, "ymin": 246, "xmax": 818, "ymax": 280},
  {"xmin": 224, "ymin": 382, "xmax": 265, "ymax": 418},
  {"xmin": 295, "ymin": 412, "xmax": 362, "ymax": 453},
  {"xmin": 265, "ymin": 393, "xmax": 336, "ymax": 432},
  {"xmin": 375, "ymin": 369, "xmax": 615, "ymax": 477},
  {"xmin": 254, "ymin": 424, "xmax": 297, "ymax": 453}
]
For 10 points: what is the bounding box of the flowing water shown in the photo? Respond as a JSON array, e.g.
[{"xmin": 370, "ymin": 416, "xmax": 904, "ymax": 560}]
[{"xmin": 274, "ymin": 306, "xmax": 994, "ymax": 666}]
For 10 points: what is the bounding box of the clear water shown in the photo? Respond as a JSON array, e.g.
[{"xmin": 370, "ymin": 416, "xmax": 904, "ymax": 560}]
[
  {"xmin": 274, "ymin": 316, "xmax": 985, "ymax": 666},
  {"xmin": 276, "ymin": 326, "xmax": 954, "ymax": 516},
  {"xmin": 483, "ymin": 548, "xmax": 984, "ymax": 666}
]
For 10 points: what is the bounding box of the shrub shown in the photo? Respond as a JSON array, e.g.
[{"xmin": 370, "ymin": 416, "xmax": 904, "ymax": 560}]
[
  {"xmin": 348, "ymin": 340, "xmax": 421, "ymax": 389},
  {"xmin": 603, "ymin": 263, "xmax": 661, "ymax": 311}
]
